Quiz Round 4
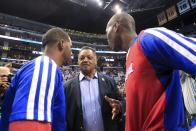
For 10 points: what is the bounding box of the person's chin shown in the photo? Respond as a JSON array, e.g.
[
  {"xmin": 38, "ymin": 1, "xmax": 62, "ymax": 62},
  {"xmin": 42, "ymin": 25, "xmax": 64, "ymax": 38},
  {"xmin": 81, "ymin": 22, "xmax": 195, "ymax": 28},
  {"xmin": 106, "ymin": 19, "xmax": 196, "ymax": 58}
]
[
  {"xmin": 81, "ymin": 70, "xmax": 90, "ymax": 75},
  {"xmin": 81, "ymin": 65, "xmax": 89, "ymax": 70},
  {"xmin": 63, "ymin": 58, "xmax": 71, "ymax": 66}
]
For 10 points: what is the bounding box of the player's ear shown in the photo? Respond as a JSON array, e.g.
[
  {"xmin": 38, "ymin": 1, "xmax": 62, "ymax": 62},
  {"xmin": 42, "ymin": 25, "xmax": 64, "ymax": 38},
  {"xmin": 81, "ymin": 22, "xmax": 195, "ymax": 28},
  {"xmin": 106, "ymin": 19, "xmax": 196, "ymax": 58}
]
[
  {"xmin": 57, "ymin": 39, "xmax": 64, "ymax": 51},
  {"xmin": 113, "ymin": 22, "xmax": 119, "ymax": 33},
  {"xmin": 115, "ymin": 22, "xmax": 124, "ymax": 33}
]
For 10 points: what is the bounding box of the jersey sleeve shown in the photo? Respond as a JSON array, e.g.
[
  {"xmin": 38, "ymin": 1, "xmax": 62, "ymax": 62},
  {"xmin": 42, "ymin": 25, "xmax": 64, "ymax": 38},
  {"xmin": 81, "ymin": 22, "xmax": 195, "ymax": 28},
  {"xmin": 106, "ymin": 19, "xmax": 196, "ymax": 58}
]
[
  {"xmin": 140, "ymin": 27, "xmax": 196, "ymax": 76},
  {"xmin": 51, "ymin": 69, "xmax": 66, "ymax": 131}
]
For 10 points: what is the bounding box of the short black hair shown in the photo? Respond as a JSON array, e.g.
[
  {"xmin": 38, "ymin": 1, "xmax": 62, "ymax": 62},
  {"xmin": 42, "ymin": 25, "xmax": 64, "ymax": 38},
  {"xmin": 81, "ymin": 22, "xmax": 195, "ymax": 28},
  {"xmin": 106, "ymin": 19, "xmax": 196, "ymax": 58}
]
[
  {"xmin": 79, "ymin": 46, "xmax": 96, "ymax": 55},
  {"xmin": 42, "ymin": 27, "xmax": 70, "ymax": 47}
]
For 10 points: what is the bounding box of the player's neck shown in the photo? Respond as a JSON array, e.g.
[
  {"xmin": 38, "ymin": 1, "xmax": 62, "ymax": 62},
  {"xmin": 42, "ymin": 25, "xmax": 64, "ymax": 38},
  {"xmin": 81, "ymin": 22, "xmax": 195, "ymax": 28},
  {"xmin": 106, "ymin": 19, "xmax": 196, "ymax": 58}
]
[
  {"xmin": 130, "ymin": 31, "xmax": 137, "ymax": 43},
  {"xmin": 123, "ymin": 32, "xmax": 137, "ymax": 52},
  {"xmin": 44, "ymin": 48, "xmax": 62, "ymax": 66}
]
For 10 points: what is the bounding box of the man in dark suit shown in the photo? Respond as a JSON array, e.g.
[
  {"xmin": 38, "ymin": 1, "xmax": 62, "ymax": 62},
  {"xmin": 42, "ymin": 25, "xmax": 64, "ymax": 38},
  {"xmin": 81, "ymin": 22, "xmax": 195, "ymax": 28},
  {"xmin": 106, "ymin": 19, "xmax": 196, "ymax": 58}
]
[{"xmin": 64, "ymin": 46, "xmax": 125, "ymax": 131}]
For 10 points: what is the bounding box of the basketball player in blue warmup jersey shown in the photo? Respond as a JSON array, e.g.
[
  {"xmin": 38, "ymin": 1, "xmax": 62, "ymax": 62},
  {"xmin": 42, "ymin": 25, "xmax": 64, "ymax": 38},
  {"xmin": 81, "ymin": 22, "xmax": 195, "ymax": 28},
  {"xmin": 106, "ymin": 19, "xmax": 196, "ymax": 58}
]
[{"xmin": 0, "ymin": 28, "xmax": 72, "ymax": 131}]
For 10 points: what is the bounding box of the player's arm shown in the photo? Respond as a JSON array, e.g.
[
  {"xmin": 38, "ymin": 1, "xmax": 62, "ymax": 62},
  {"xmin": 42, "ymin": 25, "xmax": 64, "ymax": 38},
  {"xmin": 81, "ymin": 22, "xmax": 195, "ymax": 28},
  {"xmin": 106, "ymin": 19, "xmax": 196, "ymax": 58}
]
[
  {"xmin": 141, "ymin": 27, "xmax": 196, "ymax": 75},
  {"xmin": 52, "ymin": 70, "xmax": 66, "ymax": 131}
]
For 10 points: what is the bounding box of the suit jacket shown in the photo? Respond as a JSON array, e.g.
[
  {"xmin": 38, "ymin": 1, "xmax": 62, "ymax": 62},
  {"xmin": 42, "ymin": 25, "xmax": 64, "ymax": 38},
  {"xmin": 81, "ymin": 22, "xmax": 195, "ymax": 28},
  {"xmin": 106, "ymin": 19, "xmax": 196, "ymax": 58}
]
[{"xmin": 64, "ymin": 72, "xmax": 125, "ymax": 131}]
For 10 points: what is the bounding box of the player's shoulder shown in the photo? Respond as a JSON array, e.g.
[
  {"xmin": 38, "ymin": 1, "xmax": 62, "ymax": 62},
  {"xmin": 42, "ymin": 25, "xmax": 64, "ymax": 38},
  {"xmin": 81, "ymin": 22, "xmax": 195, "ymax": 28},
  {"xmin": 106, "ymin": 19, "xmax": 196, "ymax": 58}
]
[
  {"xmin": 144, "ymin": 27, "xmax": 169, "ymax": 33},
  {"xmin": 142, "ymin": 27, "xmax": 176, "ymax": 40},
  {"xmin": 139, "ymin": 27, "xmax": 170, "ymax": 45},
  {"xmin": 141, "ymin": 27, "xmax": 165, "ymax": 38}
]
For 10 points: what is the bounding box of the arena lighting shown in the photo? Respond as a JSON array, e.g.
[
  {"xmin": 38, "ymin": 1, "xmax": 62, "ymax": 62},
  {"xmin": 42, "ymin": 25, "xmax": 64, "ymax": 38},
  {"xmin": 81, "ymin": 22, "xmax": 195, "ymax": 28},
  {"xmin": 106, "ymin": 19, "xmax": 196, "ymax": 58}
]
[
  {"xmin": 104, "ymin": 0, "xmax": 114, "ymax": 10},
  {"xmin": 98, "ymin": 1, "xmax": 103, "ymax": 7},
  {"xmin": 96, "ymin": 50, "xmax": 126, "ymax": 54},
  {"xmin": 0, "ymin": 35, "xmax": 126, "ymax": 54},
  {"xmin": 96, "ymin": 0, "xmax": 103, "ymax": 7},
  {"xmin": 32, "ymin": 51, "xmax": 43, "ymax": 55},
  {"xmin": 116, "ymin": 8, "xmax": 122, "ymax": 13},
  {"xmin": 32, "ymin": 51, "xmax": 76, "ymax": 59},
  {"xmin": 114, "ymin": 4, "xmax": 120, "ymax": 10},
  {"xmin": 1, "ymin": 57, "xmax": 28, "ymax": 62},
  {"xmin": 69, "ymin": 0, "xmax": 87, "ymax": 6},
  {"xmin": 105, "ymin": 58, "xmax": 114, "ymax": 62},
  {"xmin": 72, "ymin": 48, "xmax": 126, "ymax": 54},
  {"xmin": 31, "ymin": 48, "xmax": 126, "ymax": 54},
  {"xmin": 0, "ymin": 35, "xmax": 42, "ymax": 44},
  {"xmin": 113, "ymin": 4, "xmax": 122, "ymax": 14}
]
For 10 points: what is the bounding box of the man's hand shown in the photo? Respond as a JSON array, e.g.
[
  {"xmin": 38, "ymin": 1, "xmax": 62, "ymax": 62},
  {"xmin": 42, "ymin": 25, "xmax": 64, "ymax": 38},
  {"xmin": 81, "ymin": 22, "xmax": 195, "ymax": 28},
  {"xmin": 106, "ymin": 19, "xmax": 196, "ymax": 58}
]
[
  {"xmin": 0, "ymin": 76, "xmax": 9, "ymax": 97},
  {"xmin": 105, "ymin": 95, "xmax": 120, "ymax": 120},
  {"xmin": 0, "ymin": 66, "xmax": 11, "ymax": 97}
]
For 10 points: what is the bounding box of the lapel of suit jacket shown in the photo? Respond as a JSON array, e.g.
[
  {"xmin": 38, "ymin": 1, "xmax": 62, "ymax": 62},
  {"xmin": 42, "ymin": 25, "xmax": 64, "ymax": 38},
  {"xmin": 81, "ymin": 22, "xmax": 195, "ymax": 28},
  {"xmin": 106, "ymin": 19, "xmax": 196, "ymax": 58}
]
[
  {"xmin": 98, "ymin": 73, "xmax": 107, "ymax": 108},
  {"xmin": 74, "ymin": 76, "xmax": 83, "ymax": 116}
]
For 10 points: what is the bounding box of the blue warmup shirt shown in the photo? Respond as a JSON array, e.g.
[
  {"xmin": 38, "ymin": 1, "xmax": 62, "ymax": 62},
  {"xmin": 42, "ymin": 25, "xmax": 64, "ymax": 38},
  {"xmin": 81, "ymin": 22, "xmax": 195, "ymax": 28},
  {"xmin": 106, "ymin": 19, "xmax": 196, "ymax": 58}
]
[{"xmin": 0, "ymin": 56, "xmax": 66, "ymax": 131}]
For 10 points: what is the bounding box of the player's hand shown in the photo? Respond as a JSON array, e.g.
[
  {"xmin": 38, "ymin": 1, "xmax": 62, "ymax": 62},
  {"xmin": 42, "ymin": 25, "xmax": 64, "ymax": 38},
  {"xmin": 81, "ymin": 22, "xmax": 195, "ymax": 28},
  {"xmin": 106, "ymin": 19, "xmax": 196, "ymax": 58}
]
[
  {"xmin": 0, "ymin": 83, "xmax": 9, "ymax": 97},
  {"xmin": 0, "ymin": 76, "xmax": 9, "ymax": 96},
  {"xmin": 105, "ymin": 95, "xmax": 120, "ymax": 120}
]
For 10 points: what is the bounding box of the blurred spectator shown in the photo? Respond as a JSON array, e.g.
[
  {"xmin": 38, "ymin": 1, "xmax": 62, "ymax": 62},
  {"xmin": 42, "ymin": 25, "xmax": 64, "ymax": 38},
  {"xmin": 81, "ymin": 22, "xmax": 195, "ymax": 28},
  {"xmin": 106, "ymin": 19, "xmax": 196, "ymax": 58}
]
[
  {"xmin": 0, "ymin": 66, "xmax": 11, "ymax": 118},
  {"xmin": 0, "ymin": 66, "xmax": 11, "ymax": 97},
  {"xmin": 180, "ymin": 71, "xmax": 196, "ymax": 128}
]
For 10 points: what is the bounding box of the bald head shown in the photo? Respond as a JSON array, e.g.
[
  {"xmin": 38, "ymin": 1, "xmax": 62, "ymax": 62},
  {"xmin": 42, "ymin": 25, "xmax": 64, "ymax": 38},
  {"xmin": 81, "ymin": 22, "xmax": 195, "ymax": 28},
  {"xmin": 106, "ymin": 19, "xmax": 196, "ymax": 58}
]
[
  {"xmin": 106, "ymin": 12, "xmax": 137, "ymax": 52},
  {"xmin": 106, "ymin": 12, "xmax": 136, "ymax": 33}
]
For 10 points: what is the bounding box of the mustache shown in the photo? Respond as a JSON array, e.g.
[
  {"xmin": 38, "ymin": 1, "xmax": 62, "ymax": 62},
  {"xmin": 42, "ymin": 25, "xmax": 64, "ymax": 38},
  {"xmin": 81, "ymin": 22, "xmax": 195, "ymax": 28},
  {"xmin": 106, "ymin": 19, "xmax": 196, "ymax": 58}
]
[{"xmin": 81, "ymin": 62, "xmax": 90, "ymax": 65}]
